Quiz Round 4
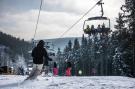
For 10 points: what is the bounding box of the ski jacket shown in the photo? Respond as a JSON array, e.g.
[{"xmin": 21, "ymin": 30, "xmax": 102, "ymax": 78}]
[
  {"xmin": 66, "ymin": 62, "xmax": 71, "ymax": 68},
  {"xmin": 53, "ymin": 68, "xmax": 58, "ymax": 75},
  {"xmin": 32, "ymin": 47, "xmax": 52, "ymax": 64},
  {"xmin": 66, "ymin": 68, "xmax": 71, "ymax": 76}
]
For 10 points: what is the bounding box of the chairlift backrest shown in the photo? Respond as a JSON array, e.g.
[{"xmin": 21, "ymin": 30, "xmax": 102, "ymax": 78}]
[
  {"xmin": 88, "ymin": 16, "xmax": 108, "ymax": 20},
  {"xmin": 86, "ymin": 16, "xmax": 111, "ymax": 29}
]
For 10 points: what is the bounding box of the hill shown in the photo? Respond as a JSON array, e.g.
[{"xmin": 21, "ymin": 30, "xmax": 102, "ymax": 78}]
[
  {"xmin": 0, "ymin": 31, "xmax": 32, "ymax": 60},
  {"xmin": 0, "ymin": 30, "xmax": 81, "ymax": 56},
  {"xmin": 44, "ymin": 37, "xmax": 81, "ymax": 52}
]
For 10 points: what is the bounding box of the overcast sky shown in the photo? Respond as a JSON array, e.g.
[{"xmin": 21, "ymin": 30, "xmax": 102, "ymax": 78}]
[{"xmin": 0, "ymin": 0, "xmax": 124, "ymax": 40}]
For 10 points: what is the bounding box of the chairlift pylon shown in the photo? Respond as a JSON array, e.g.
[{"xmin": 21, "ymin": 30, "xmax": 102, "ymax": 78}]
[{"xmin": 83, "ymin": 0, "xmax": 111, "ymax": 35}]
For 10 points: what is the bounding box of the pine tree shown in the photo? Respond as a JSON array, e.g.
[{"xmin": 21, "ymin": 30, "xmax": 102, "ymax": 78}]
[
  {"xmin": 112, "ymin": 0, "xmax": 135, "ymax": 77},
  {"xmin": 68, "ymin": 40, "xmax": 72, "ymax": 51},
  {"xmin": 73, "ymin": 38, "xmax": 80, "ymax": 51},
  {"xmin": 115, "ymin": 13, "xmax": 125, "ymax": 30},
  {"xmin": 81, "ymin": 34, "xmax": 85, "ymax": 48},
  {"xmin": 125, "ymin": 0, "xmax": 135, "ymax": 76},
  {"xmin": 56, "ymin": 48, "xmax": 64, "ymax": 76}
]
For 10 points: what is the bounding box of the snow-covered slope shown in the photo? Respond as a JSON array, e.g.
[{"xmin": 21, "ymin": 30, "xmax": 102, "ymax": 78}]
[{"xmin": 0, "ymin": 75, "xmax": 135, "ymax": 89}]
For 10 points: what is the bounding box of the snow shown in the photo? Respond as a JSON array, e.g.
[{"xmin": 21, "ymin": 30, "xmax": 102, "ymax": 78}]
[{"xmin": 0, "ymin": 75, "xmax": 135, "ymax": 89}]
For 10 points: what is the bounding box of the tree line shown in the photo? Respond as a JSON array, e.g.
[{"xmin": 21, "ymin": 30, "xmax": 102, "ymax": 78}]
[{"xmin": 0, "ymin": 31, "xmax": 32, "ymax": 63}]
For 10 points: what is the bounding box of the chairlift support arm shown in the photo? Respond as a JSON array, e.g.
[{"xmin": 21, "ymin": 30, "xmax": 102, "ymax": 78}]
[{"xmin": 97, "ymin": 0, "xmax": 104, "ymax": 17}]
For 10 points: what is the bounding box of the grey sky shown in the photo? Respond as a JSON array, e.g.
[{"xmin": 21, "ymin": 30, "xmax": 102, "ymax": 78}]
[{"xmin": 0, "ymin": 0, "xmax": 124, "ymax": 40}]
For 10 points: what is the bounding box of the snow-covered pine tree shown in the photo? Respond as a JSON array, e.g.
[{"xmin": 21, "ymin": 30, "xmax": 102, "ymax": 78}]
[
  {"xmin": 80, "ymin": 35, "xmax": 90, "ymax": 76},
  {"xmin": 125, "ymin": 0, "xmax": 135, "ymax": 77},
  {"xmin": 68, "ymin": 40, "xmax": 72, "ymax": 52},
  {"xmin": 112, "ymin": 47, "xmax": 129, "ymax": 76},
  {"xmin": 56, "ymin": 48, "xmax": 64, "ymax": 76},
  {"xmin": 112, "ymin": 0, "xmax": 135, "ymax": 77}
]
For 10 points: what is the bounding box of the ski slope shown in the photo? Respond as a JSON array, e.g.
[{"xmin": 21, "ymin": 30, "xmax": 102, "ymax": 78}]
[{"xmin": 0, "ymin": 75, "xmax": 135, "ymax": 89}]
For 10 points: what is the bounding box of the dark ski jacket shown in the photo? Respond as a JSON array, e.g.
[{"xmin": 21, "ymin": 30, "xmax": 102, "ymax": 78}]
[
  {"xmin": 32, "ymin": 40, "xmax": 52, "ymax": 65},
  {"xmin": 53, "ymin": 62, "xmax": 57, "ymax": 68},
  {"xmin": 66, "ymin": 62, "xmax": 72, "ymax": 69}
]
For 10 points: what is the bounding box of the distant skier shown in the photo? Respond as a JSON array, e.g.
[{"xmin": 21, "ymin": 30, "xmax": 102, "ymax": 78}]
[
  {"xmin": 65, "ymin": 61, "xmax": 72, "ymax": 76},
  {"xmin": 26, "ymin": 40, "xmax": 52, "ymax": 80},
  {"xmin": 53, "ymin": 62, "xmax": 58, "ymax": 76},
  {"xmin": 18, "ymin": 66, "xmax": 24, "ymax": 75}
]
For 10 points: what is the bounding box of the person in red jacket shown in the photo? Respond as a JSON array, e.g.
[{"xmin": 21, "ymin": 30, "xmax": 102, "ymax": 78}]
[
  {"xmin": 53, "ymin": 62, "xmax": 58, "ymax": 76},
  {"xmin": 65, "ymin": 61, "xmax": 72, "ymax": 76}
]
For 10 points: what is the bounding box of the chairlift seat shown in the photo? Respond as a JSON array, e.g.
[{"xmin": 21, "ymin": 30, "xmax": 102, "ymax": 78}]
[{"xmin": 88, "ymin": 16, "xmax": 108, "ymax": 20}]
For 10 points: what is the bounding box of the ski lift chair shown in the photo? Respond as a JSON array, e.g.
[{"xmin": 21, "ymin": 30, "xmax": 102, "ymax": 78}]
[
  {"xmin": 83, "ymin": 16, "xmax": 111, "ymax": 35},
  {"xmin": 83, "ymin": 0, "xmax": 111, "ymax": 35}
]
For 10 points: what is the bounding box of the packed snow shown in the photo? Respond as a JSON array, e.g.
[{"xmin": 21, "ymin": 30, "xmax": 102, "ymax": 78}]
[{"xmin": 0, "ymin": 75, "xmax": 135, "ymax": 89}]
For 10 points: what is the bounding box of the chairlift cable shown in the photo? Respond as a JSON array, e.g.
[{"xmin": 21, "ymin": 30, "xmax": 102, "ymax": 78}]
[
  {"xmin": 33, "ymin": 0, "xmax": 102, "ymax": 40},
  {"xmin": 59, "ymin": 0, "xmax": 102, "ymax": 38},
  {"xmin": 33, "ymin": 0, "xmax": 44, "ymax": 40}
]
